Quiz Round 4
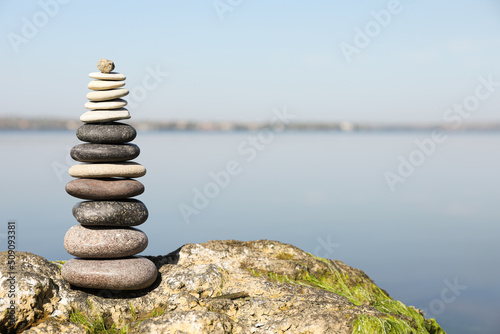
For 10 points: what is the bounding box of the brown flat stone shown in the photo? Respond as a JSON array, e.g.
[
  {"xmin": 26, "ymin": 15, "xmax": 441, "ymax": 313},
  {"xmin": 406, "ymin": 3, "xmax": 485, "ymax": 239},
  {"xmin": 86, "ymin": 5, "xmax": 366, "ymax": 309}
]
[
  {"xmin": 66, "ymin": 178, "xmax": 144, "ymax": 200},
  {"xmin": 64, "ymin": 225, "xmax": 148, "ymax": 258},
  {"xmin": 61, "ymin": 257, "xmax": 157, "ymax": 290}
]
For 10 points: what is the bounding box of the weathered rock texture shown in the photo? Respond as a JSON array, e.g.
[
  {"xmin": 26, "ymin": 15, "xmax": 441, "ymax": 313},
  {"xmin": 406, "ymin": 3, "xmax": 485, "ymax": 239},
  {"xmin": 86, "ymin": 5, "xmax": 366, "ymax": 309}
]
[
  {"xmin": 0, "ymin": 240, "xmax": 446, "ymax": 334},
  {"xmin": 97, "ymin": 58, "xmax": 115, "ymax": 74}
]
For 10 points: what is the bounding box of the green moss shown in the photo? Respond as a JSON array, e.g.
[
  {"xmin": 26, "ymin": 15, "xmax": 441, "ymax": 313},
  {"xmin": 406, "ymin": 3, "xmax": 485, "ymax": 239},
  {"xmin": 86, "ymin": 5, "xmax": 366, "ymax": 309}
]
[
  {"xmin": 247, "ymin": 254, "xmax": 446, "ymax": 334},
  {"xmin": 131, "ymin": 306, "xmax": 167, "ymax": 330},
  {"xmin": 373, "ymin": 300, "xmax": 426, "ymax": 331},
  {"xmin": 69, "ymin": 308, "xmax": 127, "ymax": 334},
  {"xmin": 119, "ymin": 325, "xmax": 129, "ymax": 334},
  {"xmin": 129, "ymin": 303, "xmax": 137, "ymax": 321},
  {"xmin": 87, "ymin": 299, "xmax": 93, "ymax": 310},
  {"xmin": 216, "ymin": 267, "xmax": 228, "ymax": 296},
  {"xmin": 150, "ymin": 308, "xmax": 165, "ymax": 317},
  {"xmin": 352, "ymin": 314, "xmax": 414, "ymax": 334},
  {"xmin": 69, "ymin": 309, "xmax": 93, "ymax": 329},
  {"xmin": 249, "ymin": 255, "xmax": 391, "ymax": 307},
  {"xmin": 69, "ymin": 301, "xmax": 169, "ymax": 334},
  {"xmin": 276, "ymin": 252, "xmax": 294, "ymax": 260},
  {"xmin": 425, "ymin": 318, "xmax": 447, "ymax": 334},
  {"xmin": 50, "ymin": 260, "xmax": 66, "ymax": 268}
]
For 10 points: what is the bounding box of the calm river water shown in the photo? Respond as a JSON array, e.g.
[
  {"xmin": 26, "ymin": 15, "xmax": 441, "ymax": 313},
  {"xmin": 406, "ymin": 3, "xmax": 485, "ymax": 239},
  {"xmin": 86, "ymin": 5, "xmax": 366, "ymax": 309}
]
[{"xmin": 1, "ymin": 131, "xmax": 499, "ymax": 333}]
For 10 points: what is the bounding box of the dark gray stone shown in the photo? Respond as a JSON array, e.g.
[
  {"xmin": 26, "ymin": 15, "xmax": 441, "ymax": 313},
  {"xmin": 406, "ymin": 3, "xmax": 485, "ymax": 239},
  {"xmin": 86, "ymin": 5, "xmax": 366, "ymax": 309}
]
[
  {"xmin": 70, "ymin": 143, "xmax": 140, "ymax": 162},
  {"xmin": 65, "ymin": 178, "xmax": 144, "ymax": 200},
  {"xmin": 76, "ymin": 122, "xmax": 136, "ymax": 144},
  {"xmin": 64, "ymin": 225, "xmax": 148, "ymax": 258},
  {"xmin": 61, "ymin": 257, "xmax": 157, "ymax": 290},
  {"xmin": 72, "ymin": 200, "xmax": 148, "ymax": 226}
]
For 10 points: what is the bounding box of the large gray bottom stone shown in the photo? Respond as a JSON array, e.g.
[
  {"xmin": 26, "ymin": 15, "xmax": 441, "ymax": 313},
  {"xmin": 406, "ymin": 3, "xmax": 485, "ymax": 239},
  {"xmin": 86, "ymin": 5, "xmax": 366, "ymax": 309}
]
[
  {"xmin": 64, "ymin": 225, "xmax": 148, "ymax": 258},
  {"xmin": 61, "ymin": 257, "xmax": 157, "ymax": 290}
]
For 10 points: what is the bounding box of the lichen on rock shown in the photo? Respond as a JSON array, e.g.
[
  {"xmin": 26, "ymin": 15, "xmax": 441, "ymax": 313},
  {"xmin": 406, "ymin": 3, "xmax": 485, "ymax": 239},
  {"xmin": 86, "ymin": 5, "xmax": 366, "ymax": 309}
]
[{"xmin": 0, "ymin": 240, "xmax": 446, "ymax": 333}]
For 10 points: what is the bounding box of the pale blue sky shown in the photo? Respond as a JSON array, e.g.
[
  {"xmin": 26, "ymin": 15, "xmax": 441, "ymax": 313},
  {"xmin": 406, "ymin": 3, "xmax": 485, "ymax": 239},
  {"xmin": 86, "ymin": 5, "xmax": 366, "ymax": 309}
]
[{"xmin": 1, "ymin": 0, "xmax": 500, "ymax": 122}]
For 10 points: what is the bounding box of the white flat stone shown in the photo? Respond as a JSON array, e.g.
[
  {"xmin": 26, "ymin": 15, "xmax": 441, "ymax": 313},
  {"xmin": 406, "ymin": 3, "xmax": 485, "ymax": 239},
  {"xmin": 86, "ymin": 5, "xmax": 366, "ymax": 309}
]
[
  {"xmin": 80, "ymin": 108, "xmax": 130, "ymax": 123},
  {"xmin": 69, "ymin": 162, "xmax": 147, "ymax": 178},
  {"xmin": 88, "ymin": 80, "xmax": 125, "ymax": 91},
  {"xmin": 85, "ymin": 99, "xmax": 127, "ymax": 110},
  {"xmin": 87, "ymin": 89, "xmax": 129, "ymax": 102},
  {"xmin": 89, "ymin": 72, "xmax": 126, "ymax": 81}
]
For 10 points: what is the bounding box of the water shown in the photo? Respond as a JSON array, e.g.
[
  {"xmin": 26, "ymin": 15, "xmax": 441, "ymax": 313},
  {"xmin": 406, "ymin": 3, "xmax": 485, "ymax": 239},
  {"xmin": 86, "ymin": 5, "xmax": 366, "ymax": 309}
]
[{"xmin": 1, "ymin": 131, "xmax": 499, "ymax": 333}]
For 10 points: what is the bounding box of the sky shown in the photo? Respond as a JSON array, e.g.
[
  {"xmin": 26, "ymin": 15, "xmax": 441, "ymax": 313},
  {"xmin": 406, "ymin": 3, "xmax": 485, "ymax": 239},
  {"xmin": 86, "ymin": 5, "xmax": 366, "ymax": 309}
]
[{"xmin": 1, "ymin": 0, "xmax": 500, "ymax": 122}]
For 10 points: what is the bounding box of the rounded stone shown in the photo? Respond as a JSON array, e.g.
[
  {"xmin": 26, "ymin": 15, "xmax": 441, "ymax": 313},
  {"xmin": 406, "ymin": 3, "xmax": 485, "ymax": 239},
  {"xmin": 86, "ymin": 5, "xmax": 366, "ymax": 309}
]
[
  {"xmin": 72, "ymin": 199, "xmax": 148, "ymax": 226},
  {"xmin": 97, "ymin": 58, "xmax": 115, "ymax": 73},
  {"xmin": 66, "ymin": 178, "xmax": 144, "ymax": 200},
  {"xmin": 80, "ymin": 108, "xmax": 130, "ymax": 123},
  {"xmin": 76, "ymin": 122, "xmax": 136, "ymax": 144},
  {"xmin": 69, "ymin": 162, "xmax": 146, "ymax": 178},
  {"xmin": 88, "ymin": 80, "xmax": 125, "ymax": 91},
  {"xmin": 87, "ymin": 88, "xmax": 129, "ymax": 102},
  {"xmin": 85, "ymin": 99, "xmax": 127, "ymax": 110},
  {"xmin": 64, "ymin": 225, "xmax": 148, "ymax": 258},
  {"xmin": 61, "ymin": 257, "xmax": 157, "ymax": 290},
  {"xmin": 70, "ymin": 143, "xmax": 140, "ymax": 162},
  {"xmin": 89, "ymin": 72, "xmax": 126, "ymax": 81}
]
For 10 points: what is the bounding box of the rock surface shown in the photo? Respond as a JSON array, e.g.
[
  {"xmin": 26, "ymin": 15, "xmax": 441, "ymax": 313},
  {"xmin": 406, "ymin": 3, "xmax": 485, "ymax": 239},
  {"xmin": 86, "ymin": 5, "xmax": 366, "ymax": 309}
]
[
  {"xmin": 64, "ymin": 225, "xmax": 148, "ymax": 258},
  {"xmin": 65, "ymin": 178, "xmax": 144, "ymax": 200},
  {"xmin": 61, "ymin": 257, "xmax": 157, "ymax": 290},
  {"xmin": 22, "ymin": 320, "xmax": 85, "ymax": 333},
  {"xmin": 0, "ymin": 240, "xmax": 446, "ymax": 334},
  {"xmin": 76, "ymin": 122, "xmax": 136, "ymax": 144},
  {"xmin": 70, "ymin": 143, "xmax": 140, "ymax": 162},
  {"xmin": 72, "ymin": 199, "xmax": 148, "ymax": 226},
  {"xmin": 97, "ymin": 58, "xmax": 115, "ymax": 73}
]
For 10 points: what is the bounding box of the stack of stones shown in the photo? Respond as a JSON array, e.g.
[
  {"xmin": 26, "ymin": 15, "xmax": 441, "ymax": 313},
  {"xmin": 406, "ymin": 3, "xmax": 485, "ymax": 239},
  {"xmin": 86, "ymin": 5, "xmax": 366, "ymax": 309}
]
[{"xmin": 61, "ymin": 59, "xmax": 157, "ymax": 291}]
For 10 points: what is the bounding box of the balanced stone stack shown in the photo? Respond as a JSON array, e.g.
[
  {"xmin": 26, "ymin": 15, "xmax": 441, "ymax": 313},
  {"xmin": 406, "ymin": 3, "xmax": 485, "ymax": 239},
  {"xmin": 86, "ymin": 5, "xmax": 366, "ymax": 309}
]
[{"xmin": 61, "ymin": 59, "xmax": 157, "ymax": 290}]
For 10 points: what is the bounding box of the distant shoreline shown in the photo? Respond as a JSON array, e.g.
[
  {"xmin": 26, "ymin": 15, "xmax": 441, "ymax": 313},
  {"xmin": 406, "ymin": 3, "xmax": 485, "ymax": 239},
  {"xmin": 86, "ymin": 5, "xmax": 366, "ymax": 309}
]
[{"xmin": 2, "ymin": 117, "xmax": 500, "ymax": 132}]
